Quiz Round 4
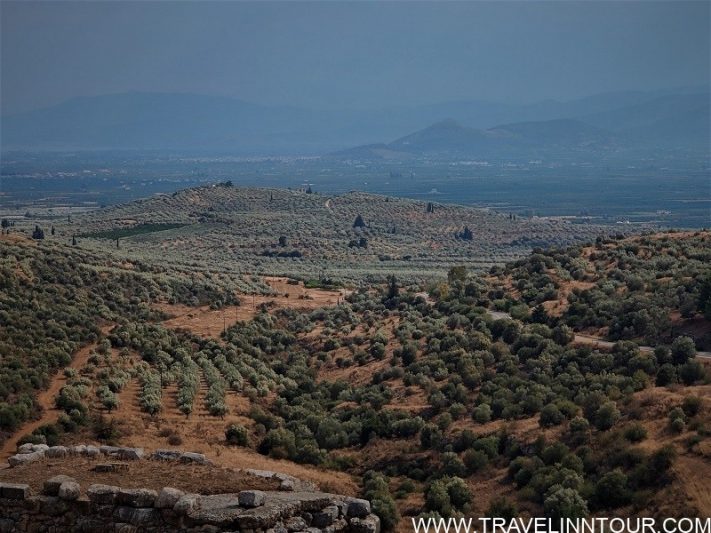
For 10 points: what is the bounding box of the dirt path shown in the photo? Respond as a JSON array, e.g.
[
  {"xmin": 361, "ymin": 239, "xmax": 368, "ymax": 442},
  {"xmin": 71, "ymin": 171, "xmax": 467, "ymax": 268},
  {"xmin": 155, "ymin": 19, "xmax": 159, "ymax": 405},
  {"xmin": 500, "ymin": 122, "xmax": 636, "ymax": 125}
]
[
  {"xmin": 155, "ymin": 277, "xmax": 347, "ymax": 339},
  {"xmin": 0, "ymin": 325, "xmax": 114, "ymax": 462},
  {"xmin": 484, "ymin": 309, "xmax": 711, "ymax": 358},
  {"xmin": 572, "ymin": 332, "xmax": 711, "ymax": 359}
]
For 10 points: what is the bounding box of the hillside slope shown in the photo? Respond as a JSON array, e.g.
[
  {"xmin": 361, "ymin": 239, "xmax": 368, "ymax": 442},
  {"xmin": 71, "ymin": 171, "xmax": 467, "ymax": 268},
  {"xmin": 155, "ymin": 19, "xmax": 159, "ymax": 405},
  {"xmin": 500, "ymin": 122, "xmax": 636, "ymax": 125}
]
[{"xmin": 1, "ymin": 230, "xmax": 710, "ymax": 527}]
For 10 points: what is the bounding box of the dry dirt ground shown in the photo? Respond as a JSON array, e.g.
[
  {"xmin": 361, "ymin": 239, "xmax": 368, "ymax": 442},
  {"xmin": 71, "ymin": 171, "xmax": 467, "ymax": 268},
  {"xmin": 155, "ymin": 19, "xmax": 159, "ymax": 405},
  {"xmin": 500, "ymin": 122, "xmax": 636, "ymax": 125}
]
[
  {"xmin": 627, "ymin": 386, "xmax": 711, "ymax": 517},
  {"xmin": 0, "ymin": 455, "xmax": 279, "ymax": 495},
  {"xmin": 154, "ymin": 277, "xmax": 347, "ymax": 338},
  {"xmin": 91, "ymin": 380, "xmax": 359, "ymax": 496}
]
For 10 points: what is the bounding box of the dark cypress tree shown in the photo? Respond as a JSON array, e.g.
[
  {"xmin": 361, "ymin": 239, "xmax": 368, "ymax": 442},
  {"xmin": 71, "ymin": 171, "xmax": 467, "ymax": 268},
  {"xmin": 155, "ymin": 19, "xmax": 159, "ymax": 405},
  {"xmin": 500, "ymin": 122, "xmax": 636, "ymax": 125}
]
[
  {"xmin": 456, "ymin": 226, "xmax": 473, "ymax": 240},
  {"xmin": 353, "ymin": 214, "xmax": 366, "ymax": 228},
  {"xmin": 51, "ymin": 226, "xmax": 55, "ymax": 236},
  {"xmin": 387, "ymin": 275, "xmax": 399, "ymax": 300},
  {"xmin": 72, "ymin": 235, "xmax": 77, "ymax": 246},
  {"xmin": 32, "ymin": 225, "xmax": 45, "ymax": 240}
]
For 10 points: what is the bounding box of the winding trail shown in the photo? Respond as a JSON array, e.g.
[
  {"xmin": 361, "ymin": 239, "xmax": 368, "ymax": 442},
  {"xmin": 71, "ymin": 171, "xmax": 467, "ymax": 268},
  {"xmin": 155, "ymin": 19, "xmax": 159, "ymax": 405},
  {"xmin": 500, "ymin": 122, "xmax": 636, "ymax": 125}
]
[
  {"xmin": 485, "ymin": 310, "xmax": 711, "ymax": 359},
  {"xmin": 0, "ymin": 325, "xmax": 114, "ymax": 462}
]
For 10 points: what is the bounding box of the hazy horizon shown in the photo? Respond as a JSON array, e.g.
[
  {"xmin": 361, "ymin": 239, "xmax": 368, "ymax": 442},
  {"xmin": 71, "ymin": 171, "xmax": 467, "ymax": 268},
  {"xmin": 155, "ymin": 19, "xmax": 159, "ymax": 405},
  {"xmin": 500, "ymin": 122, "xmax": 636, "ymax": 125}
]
[
  {"xmin": 2, "ymin": 1, "xmax": 709, "ymax": 115},
  {"xmin": 3, "ymin": 83, "xmax": 711, "ymax": 118}
]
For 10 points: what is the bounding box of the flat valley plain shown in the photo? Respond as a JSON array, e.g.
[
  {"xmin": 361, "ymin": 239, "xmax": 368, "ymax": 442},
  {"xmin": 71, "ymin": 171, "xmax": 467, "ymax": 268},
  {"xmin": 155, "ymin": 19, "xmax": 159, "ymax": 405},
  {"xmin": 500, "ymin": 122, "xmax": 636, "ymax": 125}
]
[{"xmin": 2, "ymin": 152, "xmax": 709, "ymax": 228}]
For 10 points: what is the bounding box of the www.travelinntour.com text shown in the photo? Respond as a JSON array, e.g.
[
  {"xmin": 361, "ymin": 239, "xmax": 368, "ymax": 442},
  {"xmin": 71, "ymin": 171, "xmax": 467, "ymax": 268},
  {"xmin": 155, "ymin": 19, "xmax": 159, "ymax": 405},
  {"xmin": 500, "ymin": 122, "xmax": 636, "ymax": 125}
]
[{"xmin": 411, "ymin": 517, "xmax": 711, "ymax": 533}]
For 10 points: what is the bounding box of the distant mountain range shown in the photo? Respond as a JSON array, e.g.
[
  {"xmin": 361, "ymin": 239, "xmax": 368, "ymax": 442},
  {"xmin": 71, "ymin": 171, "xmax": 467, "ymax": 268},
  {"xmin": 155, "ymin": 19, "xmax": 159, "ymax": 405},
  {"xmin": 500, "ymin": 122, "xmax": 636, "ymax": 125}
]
[
  {"xmin": 334, "ymin": 92, "xmax": 709, "ymax": 159},
  {"xmin": 1, "ymin": 87, "xmax": 708, "ymax": 156}
]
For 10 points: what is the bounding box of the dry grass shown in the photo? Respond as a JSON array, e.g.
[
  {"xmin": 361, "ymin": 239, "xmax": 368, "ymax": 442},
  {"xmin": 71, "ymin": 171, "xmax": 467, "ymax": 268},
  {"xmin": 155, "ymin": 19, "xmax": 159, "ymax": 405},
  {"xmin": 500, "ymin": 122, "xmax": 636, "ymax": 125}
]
[
  {"xmin": 155, "ymin": 277, "xmax": 346, "ymax": 338},
  {"xmin": 0, "ymin": 455, "xmax": 279, "ymax": 495}
]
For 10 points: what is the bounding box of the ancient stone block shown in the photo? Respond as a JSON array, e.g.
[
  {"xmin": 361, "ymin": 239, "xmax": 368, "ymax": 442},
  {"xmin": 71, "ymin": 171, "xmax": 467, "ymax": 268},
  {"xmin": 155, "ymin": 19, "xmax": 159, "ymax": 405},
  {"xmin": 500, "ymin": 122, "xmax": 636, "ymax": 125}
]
[
  {"xmin": 16, "ymin": 443, "xmax": 34, "ymax": 454},
  {"xmin": 0, "ymin": 483, "xmax": 30, "ymax": 500},
  {"xmin": 325, "ymin": 517, "xmax": 349, "ymax": 533},
  {"xmin": 85, "ymin": 445, "xmax": 101, "ymax": 457},
  {"xmin": 239, "ymin": 490, "xmax": 266, "ymax": 508},
  {"xmin": 58, "ymin": 481, "xmax": 81, "ymax": 501},
  {"xmin": 99, "ymin": 445, "xmax": 120, "ymax": 455},
  {"xmin": 279, "ymin": 479, "xmax": 296, "ymax": 491},
  {"xmin": 7, "ymin": 451, "xmax": 44, "ymax": 467},
  {"xmin": 113, "ymin": 506, "xmax": 161, "ymax": 527},
  {"xmin": 38, "ymin": 495, "xmax": 69, "ymax": 516},
  {"xmin": 156, "ymin": 487, "xmax": 185, "ymax": 509},
  {"xmin": 116, "ymin": 488, "xmax": 158, "ymax": 508},
  {"xmin": 74, "ymin": 516, "xmax": 106, "ymax": 532},
  {"xmin": 87, "ymin": 484, "xmax": 120, "ymax": 505},
  {"xmin": 72, "ymin": 444, "xmax": 88, "ymax": 455},
  {"xmin": 187, "ymin": 506, "xmax": 244, "ymax": 528},
  {"xmin": 178, "ymin": 451, "xmax": 209, "ymax": 464},
  {"xmin": 151, "ymin": 449, "xmax": 182, "ymax": 461},
  {"xmin": 312, "ymin": 505, "xmax": 339, "ymax": 527},
  {"xmin": 43, "ymin": 475, "xmax": 77, "ymax": 496},
  {"xmin": 235, "ymin": 505, "xmax": 285, "ymax": 530},
  {"xmin": 346, "ymin": 499, "xmax": 371, "ymax": 518},
  {"xmin": 116, "ymin": 447, "xmax": 144, "ymax": 460},
  {"xmin": 285, "ymin": 516, "xmax": 308, "ymax": 531},
  {"xmin": 349, "ymin": 515, "xmax": 380, "ymax": 533},
  {"xmin": 173, "ymin": 493, "xmax": 201, "ymax": 514},
  {"xmin": 45, "ymin": 446, "xmax": 69, "ymax": 458}
]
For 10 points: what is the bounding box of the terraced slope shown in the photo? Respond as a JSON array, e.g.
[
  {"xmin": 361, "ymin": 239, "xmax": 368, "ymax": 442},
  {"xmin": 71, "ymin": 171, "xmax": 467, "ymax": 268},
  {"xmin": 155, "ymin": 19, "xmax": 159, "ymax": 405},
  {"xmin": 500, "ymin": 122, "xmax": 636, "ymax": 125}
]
[{"xmin": 54, "ymin": 185, "xmax": 625, "ymax": 282}]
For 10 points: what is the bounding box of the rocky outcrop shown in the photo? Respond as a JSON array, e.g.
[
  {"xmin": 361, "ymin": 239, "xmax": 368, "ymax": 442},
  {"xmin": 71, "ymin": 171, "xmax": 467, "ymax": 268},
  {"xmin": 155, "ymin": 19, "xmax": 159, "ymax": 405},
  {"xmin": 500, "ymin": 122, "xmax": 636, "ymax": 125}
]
[
  {"xmin": 0, "ymin": 444, "xmax": 379, "ymax": 532},
  {"xmin": 7, "ymin": 444, "xmax": 150, "ymax": 466},
  {"xmin": 0, "ymin": 479, "xmax": 380, "ymax": 533}
]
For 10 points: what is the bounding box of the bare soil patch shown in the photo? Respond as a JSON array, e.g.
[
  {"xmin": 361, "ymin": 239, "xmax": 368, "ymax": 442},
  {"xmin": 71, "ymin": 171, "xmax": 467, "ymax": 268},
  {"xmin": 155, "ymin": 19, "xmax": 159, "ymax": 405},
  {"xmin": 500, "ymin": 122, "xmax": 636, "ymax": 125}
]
[
  {"xmin": 0, "ymin": 455, "xmax": 278, "ymax": 495},
  {"xmin": 155, "ymin": 277, "xmax": 347, "ymax": 338}
]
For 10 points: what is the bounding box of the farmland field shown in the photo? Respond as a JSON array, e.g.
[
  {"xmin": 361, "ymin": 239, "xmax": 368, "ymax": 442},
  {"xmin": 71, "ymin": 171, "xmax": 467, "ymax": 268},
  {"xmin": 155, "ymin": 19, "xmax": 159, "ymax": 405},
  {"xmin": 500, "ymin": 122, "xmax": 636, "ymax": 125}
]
[
  {"xmin": 2, "ymin": 152, "xmax": 709, "ymax": 228},
  {"xmin": 4, "ymin": 183, "xmax": 637, "ymax": 284}
]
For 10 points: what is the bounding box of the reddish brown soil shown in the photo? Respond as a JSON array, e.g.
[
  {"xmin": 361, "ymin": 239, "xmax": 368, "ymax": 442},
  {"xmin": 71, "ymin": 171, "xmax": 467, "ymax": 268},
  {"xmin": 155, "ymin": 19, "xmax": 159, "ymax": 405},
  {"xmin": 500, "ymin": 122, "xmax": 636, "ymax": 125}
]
[
  {"xmin": 0, "ymin": 455, "xmax": 279, "ymax": 495},
  {"xmin": 155, "ymin": 277, "xmax": 347, "ymax": 338}
]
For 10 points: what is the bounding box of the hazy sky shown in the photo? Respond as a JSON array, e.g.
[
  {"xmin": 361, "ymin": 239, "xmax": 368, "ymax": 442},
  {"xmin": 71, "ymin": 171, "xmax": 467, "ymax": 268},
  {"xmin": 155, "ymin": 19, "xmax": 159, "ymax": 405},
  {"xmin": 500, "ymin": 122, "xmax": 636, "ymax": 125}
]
[{"xmin": 1, "ymin": 1, "xmax": 709, "ymax": 115}]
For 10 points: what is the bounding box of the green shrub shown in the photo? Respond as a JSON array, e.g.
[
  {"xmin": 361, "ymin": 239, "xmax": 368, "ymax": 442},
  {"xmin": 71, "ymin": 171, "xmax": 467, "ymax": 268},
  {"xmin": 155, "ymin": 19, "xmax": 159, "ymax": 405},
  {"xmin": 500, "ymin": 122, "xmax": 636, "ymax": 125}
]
[
  {"xmin": 594, "ymin": 402, "xmax": 620, "ymax": 431},
  {"xmin": 594, "ymin": 469, "xmax": 631, "ymax": 509},
  {"xmin": 463, "ymin": 449, "xmax": 488, "ymax": 474},
  {"xmin": 363, "ymin": 471, "xmax": 399, "ymax": 531},
  {"xmin": 682, "ymin": 396, "xmax": 702, "ymax": 417},
  {"xmin": 425, "ymin": 477, "xmax": 471, "ymax": 517},
  {"xmin": 543, "ymin": 486, "xmax": 588, "ymax": 519},
  {"xmin": 225, "ymin": 423, "xmax": 249, "ymax": 446},
  {"xmin": 623, "ymin": 423, "xmax": 647, "ymax": 442},
  {"xmin": 540, "ymin": 403, "xmax": 565, "ymax": 427}
]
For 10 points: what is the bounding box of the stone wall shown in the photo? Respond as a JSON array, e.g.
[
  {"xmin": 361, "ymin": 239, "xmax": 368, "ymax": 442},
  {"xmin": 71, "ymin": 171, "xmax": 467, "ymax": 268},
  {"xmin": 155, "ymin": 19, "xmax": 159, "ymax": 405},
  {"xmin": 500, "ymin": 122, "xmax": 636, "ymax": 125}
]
[{"xmin": 0, "ymin": 445, "xmax": 380, "ymax": 533}]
